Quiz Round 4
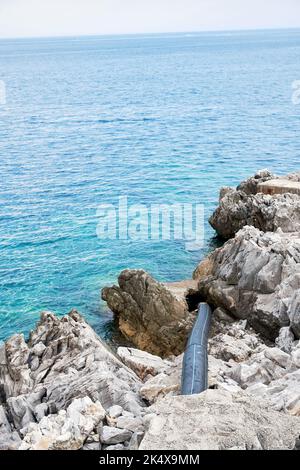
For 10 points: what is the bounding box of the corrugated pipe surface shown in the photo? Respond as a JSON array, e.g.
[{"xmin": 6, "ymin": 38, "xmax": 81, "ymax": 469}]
[{"xmin": 181, "ymin": 302, "xmax": 212, "ymax": 395}]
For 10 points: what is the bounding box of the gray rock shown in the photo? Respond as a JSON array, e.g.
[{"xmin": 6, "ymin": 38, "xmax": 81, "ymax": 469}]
[
  {"xmin": 105, "ymin": 444, "xmax": 125, "ymax": 450},
  {"xmin": 139, "ymin": 389, "xmax": 300, "ymax": 450},
  {"xmin": 7, "ymin": 387, "xmax": 46, "ymax": 429},
  {"xmin": 107, "ymin": 405, "xmax": 123, "ymax": 419},
  {"xmin": 31, "ymin": 342, "xmax": 46, "ymax": 357},
  {"xmin": 117, "ymin": 347, "xmax": 171, "ymax": 380},
  {"xmin": 0, "ymin": 334, "xmax": 33, "ymax": 398},
  {"xmin": 116, "ymin": 415, "xmax": 144, "ymax": 433},
  {"xmin": 0, "ymin": 405, "xmax": 22, "ymax": 450},
  {"xmin": 101, "ymin": 426, "xmax": 132, "ymax": 445},
  {"xmin": 197, "ymin": 226, "xmax": 300, "ymax": 341},
  {"xmin": 140, "ymin": 372, "xmax": 180, "ymax": 404},
  {"xmin": 82, "ymin": 442, "xmax": 101, "ymax": 450},
  {"xmin": 128, "ymin": 431, "xmax": 144, "ymax": 450},
  {"xmin": 34, "ymin": 403, "xmax": 49, "ymax": 422},
  {"xmin": 288, "ymin": 291, "xmax": 300, "ymax": 338},
  {"xmin": 247, "ymin": 370, "xmax": 300, "ymax": 416},
  {"xmin": 276, "ymin": 327, "xmax": 295, "ymax": 353},
  {"xmin": 20, "ymin": 397, "xmax": 105, "ymax": 450},
  {"xmin": 209, "ymin": 170, "xmax": 300, "ymax": 239},
  {"xmin": 0, "ymin": 310, "xmax": 146, "ymax": 449},
  {"xmin": 237, "ymin": 169, "xmax": 276, "ymax": 195}
]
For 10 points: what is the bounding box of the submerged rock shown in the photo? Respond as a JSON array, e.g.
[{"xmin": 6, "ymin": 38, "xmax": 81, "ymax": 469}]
[{"xmin": 102, "ymin": 270, "xmax": 197, "ymax": 357}]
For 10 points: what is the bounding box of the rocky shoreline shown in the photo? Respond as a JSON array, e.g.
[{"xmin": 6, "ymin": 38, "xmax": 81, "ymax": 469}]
[{"xmin": 1, "ymin": 170, "xmax": 300, "ymax": 450}]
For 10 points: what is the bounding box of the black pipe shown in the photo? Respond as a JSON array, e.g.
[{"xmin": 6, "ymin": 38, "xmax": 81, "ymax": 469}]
[{"xmin": 181, "ymin": 302, "xmax": 212, "ymax": 395}]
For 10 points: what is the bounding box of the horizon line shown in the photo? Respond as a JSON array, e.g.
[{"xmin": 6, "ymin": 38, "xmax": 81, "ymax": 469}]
[{"xmin": 0, "ymin": 25, "xmax": 300, "ymax": 41}]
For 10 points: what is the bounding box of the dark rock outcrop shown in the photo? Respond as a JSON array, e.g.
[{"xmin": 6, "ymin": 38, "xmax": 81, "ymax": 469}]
[{"xmin": 102, "ymin": 270, "xmax": 197, "ymax": 358}]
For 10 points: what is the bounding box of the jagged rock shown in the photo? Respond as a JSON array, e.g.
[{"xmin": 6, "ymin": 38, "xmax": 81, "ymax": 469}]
[
  {"xmin": 209, "ymin": 334, "xmax": 252, "ymax": 362},
  {"xmin": 117, "ymin": 347, "xmax": 171, "ymax": 380},
  {"xmin": 230, "ymin": 347, "xmax": 292, "ymax": 388},
  {"xmin": 247, "ymin": 370, "xmax": 300, "ymax": 416},
  {"xmin": 208, "ymin": 321, "xmax": 262, "ymax": 363},
  {"xmin": 288, "ymin": 291, "xmax": 300, "ymax": 338},
  {"xmin": 7, "ymin": 386, "xmax": 46, "ymax": 429},
  {"xmin": 0, "ymin": 334, "xmax": 33, "ymax": 398},
  {"xmin": 162, "ymin": 280, "xmax": 199, "ymax": 303},
  {"xmin": 128, "ymin": 431, "xmax": 144, "ymax": 450},
  {"xmin": 0, "ymin": 310, "xmax": 144, "ymax": 449},
  {"xmin": 209, "ymin": 170, "xmax": 300, "ymax": 239},
  {"xmin": 0, "ymin": 405, "xmax": 21, "ymax": 450},
  {"xmin": 237, "ymin": 169, "xmax": 276, "ymax": 194},
  {"xmin": 140, "ymin": 372, "xmax": 180, "ymax": 404},
  {"xmin": 139, "ymin": 389, "xmax": 300, "ymax": 450},
  {"xmin": 102, "ymin": 270, "xmax": 196, "ymax": 357},
  {"xmin": 228, "ymin": 341, "xmax": 300, "ymax": 415},
  {"xmin": 197, "ymin": 226, "xmax": 300, "ymax": 341},
  {"xmin": 116, "ymin": 415, "xmax": 144, "ymax": 433},
  {"xmin": 139, "ymin": 349, "xmax": 239, "ymax": 404},
  {"xmin": 212, "ymin": 307, "xmax": 235, "ymax": 324},
  {"xmin": 20, "ymin": 397, "xmax": 105, "ymax": 450},
  {"xmin": 100, "ymin": 426, "xmax": 132, "ymax": 445},
  {"xmin": 276, "ymin": 327, "xmax": 295, "ymax": 353}
]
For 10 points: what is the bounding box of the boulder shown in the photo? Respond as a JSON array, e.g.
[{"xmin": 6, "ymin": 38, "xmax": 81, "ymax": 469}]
[
  {"xmin": 117, "ymin": 347, "xmax": 171, "ymax": 380},
  {"xmin": 140, "ymin": 372, "xmax": 180, "ymax": 404},
  {"xmin": 116, "ymin": 415, "xmax": 144, "ymax": 433},
  {"xmin": 100, "ymin": 426, "xmax": 132, "ymax": 445},
  {"xmin": 102, "ymin": 270, "xmax": 196, "ymax": 357},
  {"xmin": 139, "ymin": 389, "xmax": 300, "ymax": 450},
  {"xmin": 107, "ymin": 405, "xmax": 123, "ymax": 419}
]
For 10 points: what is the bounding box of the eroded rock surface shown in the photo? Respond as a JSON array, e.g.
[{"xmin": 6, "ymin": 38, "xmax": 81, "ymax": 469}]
[
  {"xmin": 0, "ymin": 310, "xmax": 144, "ymax": 450},
  {"xmin": 197, "ymin": 226, "xmax": 300, "ymax": 341},
  {"xmin": 210, "ymin": 170, "xmax": 300, "ymax": 239},
  {"xmin": 102, "ymin": 270, "xmax": 196, "ymax": 357},
  {"xmin": 140, "ymin": 389, "xmax": 300, "ymax": 450},
  {"xmin": 20, "ymin": 397, "xmax": 105, "ymax": 450}
]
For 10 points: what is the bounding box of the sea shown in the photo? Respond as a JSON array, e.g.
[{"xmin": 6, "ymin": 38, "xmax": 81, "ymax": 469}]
[{"xmin": 0, "ymin": 29, "xmax": 300, "ymax": 342}]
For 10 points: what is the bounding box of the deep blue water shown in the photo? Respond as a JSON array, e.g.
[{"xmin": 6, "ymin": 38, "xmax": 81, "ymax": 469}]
[{"xmin": 0, "ymin": 30, "xmax": 300, "ymax": 342}]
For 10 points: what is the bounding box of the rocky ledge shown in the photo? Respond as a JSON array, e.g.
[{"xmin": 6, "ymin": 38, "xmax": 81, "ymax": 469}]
[
  {"xmin": 102, "ymin": 271, "xmax": 199, "ymax": 358},
  {"xmin": 1, "ymin": 310, "xmax": 300, "ymax": 450},
  {"xmin": 209, "ymin": 170, "xmax": 300, "ymax": 239},
  {"xmin": 1, "ymin": 169, "xmax": 300, "ymax": 450}
]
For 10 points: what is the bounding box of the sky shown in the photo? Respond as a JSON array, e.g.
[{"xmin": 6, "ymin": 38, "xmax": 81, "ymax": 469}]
[{"xmin": 0, "ymin": 0, "xmax": 300, "ymax": 39}]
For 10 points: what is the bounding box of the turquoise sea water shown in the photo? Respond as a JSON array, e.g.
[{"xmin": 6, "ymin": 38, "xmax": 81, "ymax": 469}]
[{"xmin": 0, "ymin": 29, "xmax": 300, "ymax": 342}]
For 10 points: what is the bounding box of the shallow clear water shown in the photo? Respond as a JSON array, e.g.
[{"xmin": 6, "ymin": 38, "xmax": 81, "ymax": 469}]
[{"xmin": 0, "ymin": 30, "xmax": 300, "ymax": 342}]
